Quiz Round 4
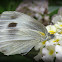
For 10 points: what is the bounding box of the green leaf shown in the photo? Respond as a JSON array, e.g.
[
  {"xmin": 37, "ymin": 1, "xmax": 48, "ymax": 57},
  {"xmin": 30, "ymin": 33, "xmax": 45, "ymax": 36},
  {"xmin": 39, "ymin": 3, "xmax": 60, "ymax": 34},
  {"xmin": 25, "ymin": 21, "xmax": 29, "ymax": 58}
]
[
  {"xmin": 48, "ymin": 6, "xmax": 60, "ymax": 13},
  {"xmin": 48, "ymin": 6, "xmax": 60, "ymax": 19},
  {"xmin": 0, "ymin": 53, "xmax": 32, "ymax": 62},
  {"xmin": 0, "ymin": 6, "xmax": 4, "ymax": 14},
  {"xmin": 49, "ymin": 8, "xmax": 59, "ymax": 18}
]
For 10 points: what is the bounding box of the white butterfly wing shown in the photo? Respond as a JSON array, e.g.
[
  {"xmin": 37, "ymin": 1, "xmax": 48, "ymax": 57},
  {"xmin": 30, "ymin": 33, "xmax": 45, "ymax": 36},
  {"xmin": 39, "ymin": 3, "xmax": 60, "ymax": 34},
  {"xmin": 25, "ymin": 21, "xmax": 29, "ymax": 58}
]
[
  {"xmin": 0, "ymin": 29, "xmax": 41, "ymax": 55},
  {"xmin": 0, "ymin": 11, "xmax": 48, "ymax": 55},
  {"xmin": 0, "ymin": 11, "xmax": 48, "ymax": 36}
]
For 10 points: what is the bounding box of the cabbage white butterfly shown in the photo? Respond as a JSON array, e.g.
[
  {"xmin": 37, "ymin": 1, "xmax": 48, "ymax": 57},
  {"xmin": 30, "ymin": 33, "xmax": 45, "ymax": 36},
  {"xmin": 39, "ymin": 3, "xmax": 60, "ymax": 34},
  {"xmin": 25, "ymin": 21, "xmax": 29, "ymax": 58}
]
[{"xmin": 0, "ymin": 11, "xmax": 49, "ymax": 55}]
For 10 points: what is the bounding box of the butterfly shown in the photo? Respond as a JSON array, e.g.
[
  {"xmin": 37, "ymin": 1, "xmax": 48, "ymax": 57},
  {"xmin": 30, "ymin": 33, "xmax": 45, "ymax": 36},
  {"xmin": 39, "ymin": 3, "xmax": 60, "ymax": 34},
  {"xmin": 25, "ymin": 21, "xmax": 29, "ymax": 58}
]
[{"xmin": 0, "ymin": 11, "xmax": 49, "ymax": 55}]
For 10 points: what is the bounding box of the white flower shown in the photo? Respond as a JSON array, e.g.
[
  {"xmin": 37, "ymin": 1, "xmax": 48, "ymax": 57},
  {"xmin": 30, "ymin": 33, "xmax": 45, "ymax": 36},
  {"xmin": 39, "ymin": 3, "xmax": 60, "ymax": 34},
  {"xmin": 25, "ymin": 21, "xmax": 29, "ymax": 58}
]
[
  {"xmin": 54, "ymin": 34, "xmax": 62, "ymax": 46},
  {"xmin": 52, "ymin": 15, "xmax": 62, "ymax": 24},
  {"xmin": 42, "ymin": 46, "xmax": 55, "ymax": 62},
  {"xmin": 55, "ymin": 45, "xmax": 62, "ymax": 62},
  {"xmin": 55, "ymin": 45, "xmax": 62, "ymax": 55},
  {"xmin": 46, "ymin": 38, "xmax": 59, "ymax": 46},
  {"xmin": 55, "ymin": 22, "xmax": 62, "ymax": 28},
  {"xmin": 34, "ymin": 53, "xmax": 42, "ymax": 61},
  {"xmin": 54, "ymin": 22, "xmax": 62, "ymax": 34},
  {"xmin": 46, "ymin": 25, "xmax": 57, "ymax": 34}
]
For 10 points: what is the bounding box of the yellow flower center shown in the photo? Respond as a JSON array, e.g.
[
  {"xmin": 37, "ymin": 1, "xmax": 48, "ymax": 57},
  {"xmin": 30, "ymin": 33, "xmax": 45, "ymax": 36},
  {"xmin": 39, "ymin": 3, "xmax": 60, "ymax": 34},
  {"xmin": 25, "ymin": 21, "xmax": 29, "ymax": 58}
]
[
  {"xmin": 49, "ymin": 50, "xmax": 54, "ymax": 55},
  {"xmin": 59, "ymin": 31, "xmax": 62, "ymax": 34},
  {"xmin": 39, "ymin": 32, "xmax": 45, "ymax": 36},
  {"xmin": 60, "ymin": 25, "xmax": 62, "ymax": 27},
  {"xmin": 49, "ymin": 30, "xmax": 56, "ymax": 34},
  {"xmin": 42, "ymin": 40, "xmax": 46, "ymax": 45},
  {"xmin": 53, "ymin": 39, "xmax": 59, "ymax": 42}
]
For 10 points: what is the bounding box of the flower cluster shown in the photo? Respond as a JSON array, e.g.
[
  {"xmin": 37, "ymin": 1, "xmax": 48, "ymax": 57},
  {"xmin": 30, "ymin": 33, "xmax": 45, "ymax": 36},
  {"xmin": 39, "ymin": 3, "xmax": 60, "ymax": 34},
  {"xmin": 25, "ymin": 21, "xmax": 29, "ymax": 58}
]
[
  {"xmin": 34, "ymin": 15, "xmax": 62, "ymax": 62},
  {"xmin": 16, "ymin": 0, "xmax": 49, "ymax": 26}
]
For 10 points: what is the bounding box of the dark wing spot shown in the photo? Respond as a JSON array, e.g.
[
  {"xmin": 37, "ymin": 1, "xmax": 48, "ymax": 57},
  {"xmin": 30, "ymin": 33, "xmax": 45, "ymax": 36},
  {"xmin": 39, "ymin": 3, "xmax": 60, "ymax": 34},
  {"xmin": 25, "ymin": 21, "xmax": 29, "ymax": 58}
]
[{"xmin": 8, "ymin": 22, "xmax": 17, "ymax": 27}]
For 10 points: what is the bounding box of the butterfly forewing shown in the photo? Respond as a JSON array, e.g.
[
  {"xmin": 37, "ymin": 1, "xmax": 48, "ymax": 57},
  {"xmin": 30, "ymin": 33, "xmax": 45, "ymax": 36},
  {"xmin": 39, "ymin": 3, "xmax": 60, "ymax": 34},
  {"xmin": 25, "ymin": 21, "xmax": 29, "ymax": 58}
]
[{"xmin": 0, "ymin": 11, "xmax": 48, "ymax": 55}]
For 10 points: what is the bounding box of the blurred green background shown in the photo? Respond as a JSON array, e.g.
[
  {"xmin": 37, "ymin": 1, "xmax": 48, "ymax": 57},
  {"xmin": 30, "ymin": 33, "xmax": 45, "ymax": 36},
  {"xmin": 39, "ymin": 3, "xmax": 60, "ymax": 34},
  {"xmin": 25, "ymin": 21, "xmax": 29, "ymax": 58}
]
[{"xmin": 0, "ymin": 0, "xmax": 23, "ymax": 13}]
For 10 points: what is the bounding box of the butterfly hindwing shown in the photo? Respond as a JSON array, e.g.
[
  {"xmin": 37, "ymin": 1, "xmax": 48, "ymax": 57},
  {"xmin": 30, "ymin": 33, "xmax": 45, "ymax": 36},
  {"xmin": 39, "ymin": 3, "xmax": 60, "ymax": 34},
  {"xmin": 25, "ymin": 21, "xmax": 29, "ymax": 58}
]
[{"xmin": 0, "ymin": 29, "xmax": 41, "ymax": 55}]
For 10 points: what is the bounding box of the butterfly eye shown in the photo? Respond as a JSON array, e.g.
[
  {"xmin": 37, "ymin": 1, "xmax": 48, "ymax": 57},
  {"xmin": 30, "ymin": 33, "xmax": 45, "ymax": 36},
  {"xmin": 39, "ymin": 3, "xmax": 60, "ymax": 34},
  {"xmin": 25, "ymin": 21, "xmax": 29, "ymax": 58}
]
[{"xmin": 8, "ymin": 22, "xmax": 17, "ymax": 27}]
